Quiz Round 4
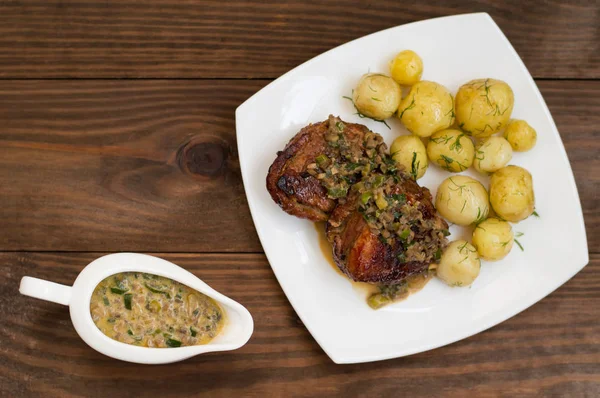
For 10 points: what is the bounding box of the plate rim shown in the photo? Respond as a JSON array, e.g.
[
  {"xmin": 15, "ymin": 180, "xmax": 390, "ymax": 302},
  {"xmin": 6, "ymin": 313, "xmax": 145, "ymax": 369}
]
[{"xmin": 235, "ymin": 12, "xmax": 589, "ymax": 364}]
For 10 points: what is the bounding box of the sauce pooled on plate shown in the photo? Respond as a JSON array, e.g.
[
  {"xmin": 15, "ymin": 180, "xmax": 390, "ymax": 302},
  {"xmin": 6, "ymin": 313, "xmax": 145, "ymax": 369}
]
[{"xmin": 90, "ymin": 272, "xmax": 224, "ymax": 348}]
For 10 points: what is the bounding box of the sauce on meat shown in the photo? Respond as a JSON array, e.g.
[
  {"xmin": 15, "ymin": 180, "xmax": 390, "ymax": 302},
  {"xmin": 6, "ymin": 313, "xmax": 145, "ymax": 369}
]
[
  {"xmin": 90, "ymin": 272, "xmax": 224, "ymax": 348},
  {"xmin": 315, "ymin": 223, "xmax": 432, "ymax": 308}
]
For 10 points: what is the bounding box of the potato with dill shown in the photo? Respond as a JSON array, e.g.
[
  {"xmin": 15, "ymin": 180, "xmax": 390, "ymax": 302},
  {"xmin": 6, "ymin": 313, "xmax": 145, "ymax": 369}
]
[
  {"xmin": 503, "ymin": 119, "xmax": 537, "ymax": 152},
  {"xmin": 389, "ymin": 50, "xmax": 423, "ymax": 86},
  {"xmin": 455, "ymin": 78, "xmax": 514, "ymax": 138},
  {"xmin": 397, "ymin": 81, "xmax": 454, "ymax": 137},
  {"xmin": 489, "ymin": 165, "xmax": 535, "ymax": 222},
  {"xmin": 390, "ymin": 135, "xmax": 428, "ymax": 179},
  {"xmin": 351, "ymin": 73, "xmax": 402, "ymax": 120},
  {"xmin": 435, "ymin": 175, "xmax": 490, "ymax": 226},
  {"xmin": 472, "ymin": 218, "xmax": 514, "ymax": 261},
  {"xmin": 473, "ymin": 136, "xmax": 513, "ymax": 173},
  {"xmin": 437, "ymin": 240, "xmax": 481, "ymax": 287},
  {"xmin": 427, "ymin": 129, "xmax": 474, "ymax": 172}
]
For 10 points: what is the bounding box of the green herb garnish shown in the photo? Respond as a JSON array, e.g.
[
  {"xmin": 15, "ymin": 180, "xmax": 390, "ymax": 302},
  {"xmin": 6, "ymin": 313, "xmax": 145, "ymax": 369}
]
[
  {"xmin": 190, "ymin": 327, "xmax": 197, "ymax": 337},
  {"xmin": 398, "ymin": 94, "xmax": 416, "ymax": 120},
  {"xmin": 102, "ymin": 297, "xmax": 110, "ymax": 306},
  {"xmin": 327, "ymin": 186, "xmax": 349, "ymax": 199},
  {"xmin": 391, "ymin": 193, "xmax": 406, "ymax": 204},
  {"xmin": 514, "ymin": 239, "xmax": 524, "ymax": 251},
  {"xmin": 315, "ymin": 154, "xmax": 329, "ymax": 168},
  {"xmin": 361, "ymin": 192, "xmax": 373, "ymax": 204},
  {"xmin": 373, "ymin": 174, "xmax": 385, "ymax": 188},
  {"xmin": 410, "ymin": 152, "xmax": 419, "ymax": 180},
  {"xmin": 399, "ymin": 229, "xmax": 411, "ymax": 240},
  {"xmin": 342, "ymin": 95, "xmax": 391, "ymax": 129}
]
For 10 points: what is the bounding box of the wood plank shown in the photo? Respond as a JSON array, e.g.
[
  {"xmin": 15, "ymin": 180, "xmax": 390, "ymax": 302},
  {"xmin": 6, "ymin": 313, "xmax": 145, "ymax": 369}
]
[
  {"xmin": 0, "ymin": 1, "xmax": 598, "ymax": 79},
  {"xmin": 1, "ymin": 252, "xmax": 599, "ymax": 397},
  {"xmin": 0, "ymin": 79, "xmax": 267, "ymax": 252},
  {"xmin": 540, "ymin": 80, "xmax": 600, "ymax": 248},
  {"xmin": 0, "ymin": 79, "xmax": 598, "ymax": 252}
]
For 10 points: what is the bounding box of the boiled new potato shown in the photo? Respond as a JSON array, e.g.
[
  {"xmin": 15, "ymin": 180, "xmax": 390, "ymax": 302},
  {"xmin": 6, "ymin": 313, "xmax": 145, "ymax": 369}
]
[
  {"xmin": 352, "ymin": 73, "xmax": 401, "ymax": 120},
  {"xmin": 427, "ymin": 129, "xmax": 474, "ymax": 172},
  {"xmin": 455, "ymin": 78, "xmax": 514, "ymax": 138},
  {"xmin": 389, "ymin": 50, "xmax": 423, "ymax": 86},
  {"xmin": 435, "ymin": 175, "xmax": 490, "ymax": 226},
  {"xmin": 473, "ymin": 136, "xmax": 513, "ymax": 173},
  {"xmin": 397, "ymin": 81, "xmax": 454, "ymax": 137},
  {"xmin": 390, "ymin": 135, "xmax": 428, "ymax": 179},
  {"xmin": 437, "ymin": 240, "xmax": 481, "ymax": 287},
  {"xmin": 489, "ymin": 165, "xmax": 535, "ymax": 222},
  {"xmin": 503, "ymin": 119, "xmax": 537, "ymax": 152},
  {"xmin": 472, "ymin": 218, "xmax": 514, "ymax": 261}
]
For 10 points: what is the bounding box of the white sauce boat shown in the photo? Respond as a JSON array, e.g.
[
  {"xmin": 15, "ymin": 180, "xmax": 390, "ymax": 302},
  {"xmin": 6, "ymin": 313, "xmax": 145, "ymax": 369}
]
[{"xmin": 19, "ymin": 253, "xmax": 254, "ymax": 364}]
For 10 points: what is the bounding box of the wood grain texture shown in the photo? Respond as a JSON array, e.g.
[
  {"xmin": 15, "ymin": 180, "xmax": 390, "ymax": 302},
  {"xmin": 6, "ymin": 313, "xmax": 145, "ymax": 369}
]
[
  {"xmin": 0, "ymin": 0, "xmax": 599, "ymax": 79},
  {"xmin": 1, "ymin": 252, "xmax": 599, "ymax": 397},
  {"xmin": 0, "ymin": 80, "xmax": 267, "ymax": 252},
  {"xmin": 0, "ymin": 80, "xmax": 598, "ymax": 252}
]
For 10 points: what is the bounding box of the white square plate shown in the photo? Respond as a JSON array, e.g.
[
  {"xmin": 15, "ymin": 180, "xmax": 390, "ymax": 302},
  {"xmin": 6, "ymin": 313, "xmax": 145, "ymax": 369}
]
[{"xmin": 235, "ymin": 13, "xmax": 588, "ymax": 364}]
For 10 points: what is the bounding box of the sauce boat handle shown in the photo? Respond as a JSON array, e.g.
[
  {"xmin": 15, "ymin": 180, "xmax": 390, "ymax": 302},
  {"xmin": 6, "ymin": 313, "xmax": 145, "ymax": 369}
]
[{"xmin": 19, "ymin": 276, "xmax": 72, "ymax": 306}]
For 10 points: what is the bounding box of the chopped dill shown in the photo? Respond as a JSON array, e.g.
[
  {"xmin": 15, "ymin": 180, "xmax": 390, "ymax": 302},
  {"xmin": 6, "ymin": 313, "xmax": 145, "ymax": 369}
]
[
  {"xmin": 514, "ymin": 232, "xmax": 524, "ymax": 251},
  {"xmin": 410, "ymin": 152, "xmax": 419, "ymax": 180},
  {"xmin": 430, "ymin": 134, "xmax": 453, "ymax": 145},
  {"xmin": 475, "ymin": 124, "xmax": 494, "ymax": 135},
  {"xmin": 514, "ymin": 239, "xmax": 524, "ymax": 251},
  {"xmin": 440, "ymin": 154, "xmax": 454, "ymax": 171},
  {"xmin": 398, "ymin": 93, "xmax": 417, "ymax": 120},
  {"xmin": 449, "ymin": 133, "xmax": 465, "ymax": 151},
  {"xmin": 342, "ymin": 95, "xmax": 390, "ymax": 129},
  {"xmin": 474, "ymin": 207, "xmax": 487, "ymax": 225}
]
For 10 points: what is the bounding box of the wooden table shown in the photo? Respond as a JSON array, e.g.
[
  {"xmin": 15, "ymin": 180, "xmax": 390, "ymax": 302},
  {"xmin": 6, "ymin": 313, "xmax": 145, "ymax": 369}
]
[{"xmin": 1, "ymin": 1, "xmax": 599, "ymax": 396}]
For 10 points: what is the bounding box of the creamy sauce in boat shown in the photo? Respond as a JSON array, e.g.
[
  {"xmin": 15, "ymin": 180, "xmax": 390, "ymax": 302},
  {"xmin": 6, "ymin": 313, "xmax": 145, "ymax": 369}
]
[
  {"xmin": 315, "ymin": 223, "xmax": 432, "ymax": 307},
  {"xmin": 90, "ymin": 272, "xmax": 224, "ymax": 348}
]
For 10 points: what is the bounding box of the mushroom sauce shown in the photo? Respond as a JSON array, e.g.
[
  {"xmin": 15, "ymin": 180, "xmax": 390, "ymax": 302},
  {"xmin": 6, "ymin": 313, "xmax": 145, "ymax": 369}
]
[{"xmin": 90, "ymin": 272, "xmax": 224, "ymax": 348}]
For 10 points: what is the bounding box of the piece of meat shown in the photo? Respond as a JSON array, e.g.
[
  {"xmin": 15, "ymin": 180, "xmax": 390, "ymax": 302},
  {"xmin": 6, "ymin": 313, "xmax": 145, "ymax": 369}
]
[
  {"xmin": 266, "ymin": 115, "xmax": 384, "ymax": 221},
  {"xmin": 326, "ymin": 176, "xmax": 448, "ymax": 284}
]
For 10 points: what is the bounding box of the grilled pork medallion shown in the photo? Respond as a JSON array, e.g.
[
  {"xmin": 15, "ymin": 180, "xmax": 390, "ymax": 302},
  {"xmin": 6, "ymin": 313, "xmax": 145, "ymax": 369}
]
[
  {"xmin": 326, "ymin": 173, "xmax": 448, "ymax": 283},
  {"xmin": 266, "ymin": 116, "xmax": 448, "ymax": 285},
  {"xmin": 266, "ymin": 115, "xmax": 388, "ymax": 221}
]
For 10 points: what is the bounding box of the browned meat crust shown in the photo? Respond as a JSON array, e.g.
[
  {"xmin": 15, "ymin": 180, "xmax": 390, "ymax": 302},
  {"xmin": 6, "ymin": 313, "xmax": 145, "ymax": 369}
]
[
  {"xmin": 266, "ymin": 116, "xmax": 378, "ymax": 221},
  {"xmin": 267, "ymin": 116, "xmax": 448, "ymax": 285},
  {"xmin": 326, "ymin": 177, "xmax": 448, "ymax": 284}
]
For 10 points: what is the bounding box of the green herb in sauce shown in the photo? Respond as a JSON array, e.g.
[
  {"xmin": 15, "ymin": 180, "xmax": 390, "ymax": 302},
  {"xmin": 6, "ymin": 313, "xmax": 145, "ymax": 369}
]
[{"xmin": 123, "ymin": 293, "xmax": 133, "ymax": 310}]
